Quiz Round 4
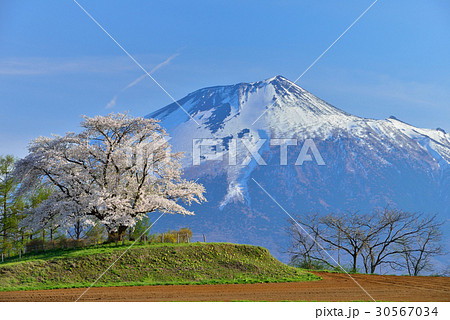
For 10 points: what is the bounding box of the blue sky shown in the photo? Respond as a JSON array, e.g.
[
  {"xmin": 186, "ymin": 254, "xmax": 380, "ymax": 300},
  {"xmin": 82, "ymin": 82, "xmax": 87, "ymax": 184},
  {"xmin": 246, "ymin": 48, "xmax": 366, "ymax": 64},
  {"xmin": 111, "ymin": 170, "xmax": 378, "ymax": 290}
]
[{"xmin": 1, "ymin": 0, "xmax": 449, "ymax": 157}]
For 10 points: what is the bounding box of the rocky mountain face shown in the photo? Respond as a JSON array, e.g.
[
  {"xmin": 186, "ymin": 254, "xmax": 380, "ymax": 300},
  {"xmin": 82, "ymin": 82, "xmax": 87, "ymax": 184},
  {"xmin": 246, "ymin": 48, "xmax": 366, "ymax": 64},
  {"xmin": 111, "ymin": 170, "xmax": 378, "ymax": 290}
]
[{"xmin": 146, "ymin": 75, "xmax": 450, "ymax": 261}]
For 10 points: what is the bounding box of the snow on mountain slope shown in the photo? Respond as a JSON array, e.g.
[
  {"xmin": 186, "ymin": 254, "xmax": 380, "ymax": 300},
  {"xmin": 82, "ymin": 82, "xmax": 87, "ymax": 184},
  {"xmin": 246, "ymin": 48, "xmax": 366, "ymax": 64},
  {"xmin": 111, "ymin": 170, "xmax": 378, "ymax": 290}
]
[
  {"xmin": 146, "ymin": 76, "xmax": 449, "ymax": 261},
  {"xmin": 147, "ymin": 75, "xmax": 449, "ymax": 206},
  {"xmin": 385, "ymin": 117, "xmax": 450, "ymax": 166},
  {"xmin": 149, "ymin": 76, "xmax": 449, "ymax": 160}
]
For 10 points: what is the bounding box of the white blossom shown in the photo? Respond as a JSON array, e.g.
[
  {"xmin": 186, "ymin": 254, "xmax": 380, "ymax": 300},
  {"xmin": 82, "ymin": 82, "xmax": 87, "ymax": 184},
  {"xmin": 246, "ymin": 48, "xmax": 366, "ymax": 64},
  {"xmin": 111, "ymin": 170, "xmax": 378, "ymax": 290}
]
[{"xmin": 14, "ymin": 113, "xmax": 206, "ymax": 237}]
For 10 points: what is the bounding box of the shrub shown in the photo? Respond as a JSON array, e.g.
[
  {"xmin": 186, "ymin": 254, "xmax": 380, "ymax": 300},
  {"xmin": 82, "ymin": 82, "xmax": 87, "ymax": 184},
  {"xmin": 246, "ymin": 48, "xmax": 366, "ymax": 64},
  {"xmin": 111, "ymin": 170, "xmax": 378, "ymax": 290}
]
[
  {"xmin": 177, "ymin": 228, "xmax": 193, "ymax": 243},
  {"xmin": 25, "ymin": 239, "xmax": 45, "ymax": 253},
  {"xmin": 290, "ymin": 258, "xmax": 328, "ymax": 270},
  {"xmin": 156, "ymin": 227, "xmax": 193, "ymax": 243}
]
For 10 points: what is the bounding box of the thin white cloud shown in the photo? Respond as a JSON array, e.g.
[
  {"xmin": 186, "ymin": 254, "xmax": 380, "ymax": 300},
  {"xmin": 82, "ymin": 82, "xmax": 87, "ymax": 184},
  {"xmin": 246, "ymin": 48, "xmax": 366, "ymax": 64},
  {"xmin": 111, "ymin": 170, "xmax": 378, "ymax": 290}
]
[
  {"xmin": 105, "ymin": 96, "xmax": 118, "ymax": 110},
  {"xmin": 105, "ymin": 53, "xmax": 179, "ymax": 109}
]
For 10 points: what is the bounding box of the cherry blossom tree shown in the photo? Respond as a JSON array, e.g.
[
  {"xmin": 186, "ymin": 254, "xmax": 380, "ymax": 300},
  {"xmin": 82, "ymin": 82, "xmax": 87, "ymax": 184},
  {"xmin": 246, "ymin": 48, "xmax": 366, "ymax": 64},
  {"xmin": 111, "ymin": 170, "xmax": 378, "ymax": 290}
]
[{"xmin": 14, "ymin": 113, "xmax": 206, "ymax": 242}]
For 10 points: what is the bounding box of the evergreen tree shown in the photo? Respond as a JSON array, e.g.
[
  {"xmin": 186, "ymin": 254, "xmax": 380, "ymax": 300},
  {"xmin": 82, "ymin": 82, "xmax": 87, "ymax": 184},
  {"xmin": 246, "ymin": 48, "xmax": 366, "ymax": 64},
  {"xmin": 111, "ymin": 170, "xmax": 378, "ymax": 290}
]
[{"xmin": 0, "ymin": 155, "xmax": 21, "ymax": 254}]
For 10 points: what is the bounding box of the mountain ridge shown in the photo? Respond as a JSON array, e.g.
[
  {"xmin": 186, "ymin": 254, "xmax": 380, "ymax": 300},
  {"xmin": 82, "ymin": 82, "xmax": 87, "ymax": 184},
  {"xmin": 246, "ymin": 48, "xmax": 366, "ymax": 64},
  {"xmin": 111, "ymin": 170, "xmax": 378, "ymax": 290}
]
[{"xmin": 145, "ymin": 76, "xmax": 449, "ymax": 263}]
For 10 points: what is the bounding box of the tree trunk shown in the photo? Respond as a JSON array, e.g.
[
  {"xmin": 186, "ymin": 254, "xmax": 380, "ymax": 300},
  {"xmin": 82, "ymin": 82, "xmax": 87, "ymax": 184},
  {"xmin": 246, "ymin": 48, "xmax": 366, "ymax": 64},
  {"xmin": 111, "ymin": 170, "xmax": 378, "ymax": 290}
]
[
  {"xmin": 107, "ymin": 225, "xmax": 128, "ymax": 242},
  {"xmin": 2, "ymin": 201, "xmax": 7, "ymax": 245},
  {"xmin": 370, "ymin": 262, "xmax": 377, "ymax": 274},
  {"xmin": 352, "ymin": 253, "xmax": 358, "ymax": 273}
]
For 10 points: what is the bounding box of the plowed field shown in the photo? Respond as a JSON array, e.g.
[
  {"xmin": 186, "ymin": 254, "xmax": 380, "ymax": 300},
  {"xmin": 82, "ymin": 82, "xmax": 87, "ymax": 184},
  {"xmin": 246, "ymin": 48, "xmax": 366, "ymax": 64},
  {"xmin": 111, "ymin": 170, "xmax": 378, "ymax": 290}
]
[{"xmin": 1, "ymin": 272, "xmax": 448, "ymax": 302}]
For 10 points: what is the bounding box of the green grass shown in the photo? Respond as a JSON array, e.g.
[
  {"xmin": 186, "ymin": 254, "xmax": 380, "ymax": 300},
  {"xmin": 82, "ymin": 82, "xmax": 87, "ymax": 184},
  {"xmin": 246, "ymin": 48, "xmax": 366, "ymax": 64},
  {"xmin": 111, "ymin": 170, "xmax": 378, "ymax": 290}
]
[{"xmin": 0, "ymin": 242, "xmax": 320, "ymax": 291}]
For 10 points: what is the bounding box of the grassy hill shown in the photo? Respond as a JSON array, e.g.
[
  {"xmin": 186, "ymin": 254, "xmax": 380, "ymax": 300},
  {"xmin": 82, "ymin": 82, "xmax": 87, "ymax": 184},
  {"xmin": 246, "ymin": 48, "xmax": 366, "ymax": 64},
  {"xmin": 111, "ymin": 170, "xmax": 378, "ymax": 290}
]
[{"xmin": 0, "ymin": 243, "xmax": 320, "ymax": 291}]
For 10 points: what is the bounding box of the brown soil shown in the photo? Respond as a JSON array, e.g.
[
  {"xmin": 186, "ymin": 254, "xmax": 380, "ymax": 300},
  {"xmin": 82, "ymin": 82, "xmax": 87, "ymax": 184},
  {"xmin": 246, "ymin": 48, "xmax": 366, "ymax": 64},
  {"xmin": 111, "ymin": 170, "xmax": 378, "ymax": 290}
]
[{"xmin": 0, "ymin": 272, "xmax": 449, "ymax": 302}]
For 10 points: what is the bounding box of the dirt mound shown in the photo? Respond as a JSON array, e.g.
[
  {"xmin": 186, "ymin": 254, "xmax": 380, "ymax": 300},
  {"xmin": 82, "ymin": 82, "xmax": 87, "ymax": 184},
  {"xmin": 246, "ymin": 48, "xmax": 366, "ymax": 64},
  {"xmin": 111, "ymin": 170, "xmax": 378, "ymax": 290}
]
[{"xmin": 0, "ymin": 243, "xmax": 317, "ymax": 291}]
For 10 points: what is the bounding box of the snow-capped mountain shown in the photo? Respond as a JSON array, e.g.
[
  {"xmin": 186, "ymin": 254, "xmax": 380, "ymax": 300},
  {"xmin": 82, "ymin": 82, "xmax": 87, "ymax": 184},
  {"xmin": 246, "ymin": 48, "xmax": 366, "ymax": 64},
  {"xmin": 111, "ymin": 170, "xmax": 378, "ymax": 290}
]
[{"xmin": 146, "ymin": 75, "xmax": 450, "ymax": 260}]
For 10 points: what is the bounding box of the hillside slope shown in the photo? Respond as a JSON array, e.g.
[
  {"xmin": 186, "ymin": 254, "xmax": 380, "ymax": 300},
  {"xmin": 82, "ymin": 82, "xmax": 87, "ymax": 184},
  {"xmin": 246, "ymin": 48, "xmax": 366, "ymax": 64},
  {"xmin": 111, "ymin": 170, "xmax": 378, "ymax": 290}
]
[{"xmin": 0, "ymin": 243, "xmax": 319, "ymax": 291}]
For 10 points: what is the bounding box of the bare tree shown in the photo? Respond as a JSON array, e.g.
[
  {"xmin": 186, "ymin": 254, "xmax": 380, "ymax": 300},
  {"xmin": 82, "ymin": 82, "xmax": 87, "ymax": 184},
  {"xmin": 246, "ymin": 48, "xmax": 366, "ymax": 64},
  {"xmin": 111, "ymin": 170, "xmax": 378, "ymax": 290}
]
[
  {"xmin": 391, "ymin": 217, "xmax": 444, "ymax": 276},
  {"xmin": 320, "ymin": 212, "xmax": 368, "ymax": 273},
  {"xmin": 286, "ymin": 213, "xmax": 333, "ymax": 269},
  {"xmin": 287, "ymin": 208, "xmax": 444, "ymax": 275},
  {"xmin": 287, "ymin": 211, "xmax": 370, "ymax": 272},
  {"xmin": 360, "ymin": 209, "xmax": 443, "ymax": 274}
]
